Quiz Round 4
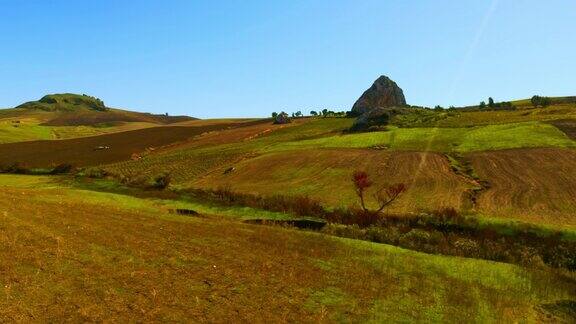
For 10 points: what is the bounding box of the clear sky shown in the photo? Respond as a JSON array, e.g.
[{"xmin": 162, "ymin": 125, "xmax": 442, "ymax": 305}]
[{"xmin": 1, "ymin": 0, "xmax": 574, "ymax": 118}]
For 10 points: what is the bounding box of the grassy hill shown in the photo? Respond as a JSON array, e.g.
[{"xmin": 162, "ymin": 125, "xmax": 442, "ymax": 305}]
[
  {"xmin": 12, "ymin": 93, "xmax": 195, "ymax": 126},
  {"xmin": 16, "ymin": 93, "xmax": 108, "ymax": 112},
  {"xmin": 0, "ymin": 93, "xmax": 197, "ymax": 143}
]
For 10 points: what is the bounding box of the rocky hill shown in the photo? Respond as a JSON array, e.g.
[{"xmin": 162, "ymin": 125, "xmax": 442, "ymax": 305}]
[{"xmin": 351, "ymin": 75, "xmax": 407, "ymax": 114}]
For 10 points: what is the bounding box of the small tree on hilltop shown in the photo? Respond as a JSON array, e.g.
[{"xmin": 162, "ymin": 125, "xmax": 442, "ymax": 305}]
[
  {"xmin": 479, "ymin": 101, "xmax": 486, "ymax": 109},
  {"xmin": 352, "ymin": 171, "xmax": 407, "ymax": 214},
  {"xmin": 310, "ymin": 110, "xmax": 318, "ymax": 116},
  {"xmin": 488, "ymin": 97, "xmax": 495, "ymax": 108},
  {"xmin": 272, "ymin": 112, "xmax": 278, "ymax": 118}
]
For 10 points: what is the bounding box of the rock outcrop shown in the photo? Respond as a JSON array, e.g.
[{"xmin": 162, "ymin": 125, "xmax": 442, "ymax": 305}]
[{"xmin": 351, "ymin": 75, "xmax": 406, "ymax": 114}]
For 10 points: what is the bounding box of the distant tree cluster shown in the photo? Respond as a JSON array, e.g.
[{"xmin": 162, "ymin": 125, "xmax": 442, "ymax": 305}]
[
  {"xmin": 272, "ymin": 111, "xmax": 291, "ymax": 124},
  {"xmin": 82, "ymin": 94, "xmax": 105, "ymax": 109},
  {"xmin": 479, "ymin": 97, "xmax": 514, "ymax": 110},
  {"xmin": 271, "ymin": 108, "xmax": 349, "ymax": 120},
  {"xmin": 531, "ymin": 95, "xmax": 552, "ymax": 108}
]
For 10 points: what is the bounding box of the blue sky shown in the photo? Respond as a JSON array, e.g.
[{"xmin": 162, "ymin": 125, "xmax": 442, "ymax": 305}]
[{"xmin": 1, "ymin": 0, "xmax": 574, "ymax": 118}]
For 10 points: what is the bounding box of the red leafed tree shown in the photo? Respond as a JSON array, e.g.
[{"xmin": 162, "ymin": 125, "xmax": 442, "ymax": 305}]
[
  {"xmin": 352, "ymin": 171, "xmax": 372, "ymax": 211},
  {"xmin": 352, "ymin": 171, "xmax": 406, "ymax": 213}
]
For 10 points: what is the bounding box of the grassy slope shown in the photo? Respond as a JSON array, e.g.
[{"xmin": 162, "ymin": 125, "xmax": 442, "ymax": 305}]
[
  {"xmin": 0, "ymin": 174, "xmax": 573, "ymax": 322},
  {"xmin": 395, "ymin": 104, "xmax": 576, "ymax": 128},
  {"xmin": 267, "ymin": 122, "xmax": 575, "ymax": 153}
]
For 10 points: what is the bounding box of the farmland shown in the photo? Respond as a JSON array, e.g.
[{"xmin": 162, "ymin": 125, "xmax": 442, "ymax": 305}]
[
  {"xmin": 0, "ymin": 119, "xmax": 269, "ymax": 167},
  {"xmin": 82, "ymin": 108, "xmax": 576, "ymax": 228},
  {"xmin": 192, "ymin": 149, "xmax": 476, "ymax": 213},
  {"xmin": 3, "ymin": 1, "xmax": 576, "ymax": 321},
  {"xmin": 469, "ymin": 148, "xmax": 576, "ymax": 227},
  {"xmin": 1, "ymin": 98, "xmax": 576, "ymax": 321}
]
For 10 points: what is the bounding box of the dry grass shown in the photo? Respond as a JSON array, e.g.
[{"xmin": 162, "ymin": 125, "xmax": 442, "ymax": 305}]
[{"xmin": 0, "ymin": 175, "xmax": 574, "ymax": 322}]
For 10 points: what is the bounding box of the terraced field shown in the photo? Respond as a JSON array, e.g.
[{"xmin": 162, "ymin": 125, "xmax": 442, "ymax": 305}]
[
  {"xmin": 0, "ymin": 174, "xmax": 573, "ymax": 322},
  {"xmin": 468, "ymin": 148, "xmax": 576, "ymax": 227}
]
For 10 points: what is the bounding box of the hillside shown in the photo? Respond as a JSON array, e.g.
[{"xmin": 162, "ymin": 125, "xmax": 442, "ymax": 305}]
[
  {"xmin": 9, "ymin": 93, "xmax": 195, "ymax": 126},
  {"xmin": 0, "ymin": 174, "xmax": 574, "ymax": 322},
  {"xmin": 1, "ymin": 98, "xmax": 574, "ymax": 228},
  {"xmin": 1, "ymin": 95, "xmax": 575, "ymax": 321},
  {"xmin": 0, "ymin": 93, "xmax": 197, "ymax": 143}
]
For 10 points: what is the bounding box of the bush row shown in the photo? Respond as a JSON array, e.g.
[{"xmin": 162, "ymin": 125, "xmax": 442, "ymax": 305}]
[{"xmin": 183, "ymin": 187, "xmax": 575, "ymax": 271}]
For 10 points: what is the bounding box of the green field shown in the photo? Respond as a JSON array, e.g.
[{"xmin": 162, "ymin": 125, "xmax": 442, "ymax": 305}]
[
  {"xmin": 394, "ymin": 104, "xmax": 576, "ymax": 127},
  {"xmin": 267, "ymin": 121, "xmax": 576, "ymax": 153}
]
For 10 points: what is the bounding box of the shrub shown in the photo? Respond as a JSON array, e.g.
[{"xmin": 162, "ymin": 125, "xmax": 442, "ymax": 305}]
[
  {"xmin": 273, "ymin": 112, "xmax": 291, "ymax": 124},
  {"xmin": 50, "ymin": 163, "xmax": 74, "ymax": 175},
  {"xmin": 82, "ymin": 167, "xmax": 108, "ymax": 178},
  {"xmin": 531, "ymin": 95, "xmax": 552, "ymax": 108},
  {"xmin": 453, "ymin": 238, "xmax": 480, "ymax": 256},
  {"xmin": 150, "ymin": 173, "xmax": 171, "ymax": 190},
  {"xmin": 0, "ymin": 163, "xmax": 30, "ymax": 174},
  {"xmin": 399, "ymin": 229, "xmax": 432, "ymax": 249}
]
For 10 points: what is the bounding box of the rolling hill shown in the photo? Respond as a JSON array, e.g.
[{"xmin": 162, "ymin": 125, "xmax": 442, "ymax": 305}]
[
  {"xmin": 1, "ymin": 91, "xmax": 576, "ymax": 321},
  {"xmin": 0, "ymin": 93, "xmax": 198, "ymax": 144},
  {"xmin": 12, "ymin": 93, "xmax": 195, "ymax": 126}
]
